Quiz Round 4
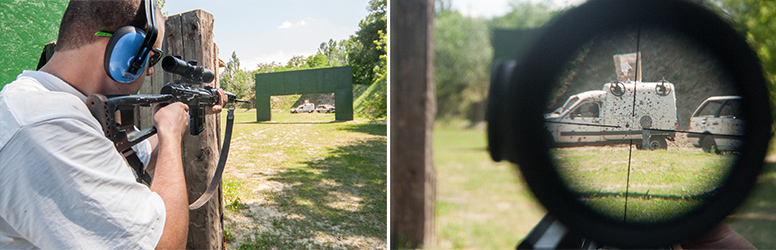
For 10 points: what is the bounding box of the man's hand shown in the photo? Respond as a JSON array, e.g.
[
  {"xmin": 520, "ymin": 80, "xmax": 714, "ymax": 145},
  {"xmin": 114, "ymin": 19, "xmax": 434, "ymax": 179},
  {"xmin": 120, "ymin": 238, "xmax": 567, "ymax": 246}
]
[
  {"xmin": 150, "ymin": 102, "xmax": 190, "ymax": 249},
  {"xmin": 153, "ymin": 102, "xmax": 189, "ymax": 138},
  {"xmin": 205, "ymin": 88, "xmax": 229, "ymax": 115}
]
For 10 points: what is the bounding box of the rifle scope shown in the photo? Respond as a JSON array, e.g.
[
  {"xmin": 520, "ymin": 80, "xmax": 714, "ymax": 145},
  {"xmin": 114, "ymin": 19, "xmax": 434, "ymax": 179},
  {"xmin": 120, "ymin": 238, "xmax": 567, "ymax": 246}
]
[
  {"xmin": 487, "ymin": 0, "xmax": 770, "ymax": 248},
  {"xmin": 161, "ymin": 55, "xmax": 215, "ymax": 83}
]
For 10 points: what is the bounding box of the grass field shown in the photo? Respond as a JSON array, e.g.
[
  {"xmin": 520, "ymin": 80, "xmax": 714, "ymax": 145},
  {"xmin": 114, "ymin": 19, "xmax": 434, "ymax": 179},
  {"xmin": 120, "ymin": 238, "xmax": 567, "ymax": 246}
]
[
  {"xmin": 432, "ymin": 123, "xmax": 776, "ymax": 249},
  {"xmin": 218, "ymin": 109, "xmax": 386, "ymax": 249},
  {"xmin": 553, "ymin": 147, "xmax": 734, "ymax": 223},
  {"xmin": 431, "ymin": 124, "xmax": 546, "ymax": 249}
]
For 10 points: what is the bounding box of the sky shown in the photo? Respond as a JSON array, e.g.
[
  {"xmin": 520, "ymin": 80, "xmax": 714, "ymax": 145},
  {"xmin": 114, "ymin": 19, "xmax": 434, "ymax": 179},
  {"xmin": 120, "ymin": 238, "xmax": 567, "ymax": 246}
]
[
  {"xmin": 161, "ymin": 0, "xmax": 585, "ymax": 72},
  {"xmin": 162, "ymin": 0, "xmax": 370, "ymax": 71}
]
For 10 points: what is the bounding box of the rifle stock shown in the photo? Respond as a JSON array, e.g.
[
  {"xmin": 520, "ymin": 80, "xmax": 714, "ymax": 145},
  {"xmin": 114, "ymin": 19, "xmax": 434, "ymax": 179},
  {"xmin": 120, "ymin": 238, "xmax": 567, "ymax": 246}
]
[{"xmin": 87, "ymin": 83, "xmax": 248, "ymax": 153}]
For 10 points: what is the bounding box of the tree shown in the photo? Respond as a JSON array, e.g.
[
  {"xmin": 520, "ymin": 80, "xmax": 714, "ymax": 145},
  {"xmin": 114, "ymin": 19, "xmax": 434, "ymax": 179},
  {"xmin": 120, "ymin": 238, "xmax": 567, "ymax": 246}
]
[
  {"xmin": 256, "ymin": 61, "xmax": 282, "ymax": 74},
  {"xmin": 435, "ymin": 0, "xmax": 453, "ymax": 13},
  {"xmin": 489, "ymin": 1, "xmax": 553, "ymax": 30},
  {"xmin": 432, "ymin": 1, "xmax": 556, "ymax": 122},
  {"xmin": 433, "ymin": 9, "xmax": 492, "ymax": 119},
  {"xmin": 305, "ymin": 53, "xmax": 329, "ymax": 68},
  {"xmin": 347, "ymin": 0, "xmax": 387, "ymax": 85},
  {"xmin": 285, "ymin": 55, "xmax": 307, "ymax": 69},
  {"xmin": 319, "ymin": 39, "xmax": 349, "ymax": 66},
  {"xmin": 225, "ymin": 51, "xmax": 240, "ymax": 74},
  {"xmin": 707, "ymin": 0, "xmax": 776, "ymax": 117},
  {"xmin": 156, "ymin": 0, "xmax": 168, "ymax": 16},
  {"xmin": 219, "ymin": 52, "xmax": 253, "ymax": 105},
  {"xmin": 355, "ymin": 29, "xmax": 387, "ymax": 120}
]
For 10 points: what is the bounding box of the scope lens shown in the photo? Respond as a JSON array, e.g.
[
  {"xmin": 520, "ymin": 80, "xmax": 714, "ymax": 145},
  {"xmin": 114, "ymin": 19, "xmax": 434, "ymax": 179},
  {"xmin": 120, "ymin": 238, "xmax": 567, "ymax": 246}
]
[
  {"xmin": 161, "ymin": 56, "xmax": 186, "ymax": 74},
  {"xmin": 544, "ymin": 27, "xmax": 741, "ymax": 223}
]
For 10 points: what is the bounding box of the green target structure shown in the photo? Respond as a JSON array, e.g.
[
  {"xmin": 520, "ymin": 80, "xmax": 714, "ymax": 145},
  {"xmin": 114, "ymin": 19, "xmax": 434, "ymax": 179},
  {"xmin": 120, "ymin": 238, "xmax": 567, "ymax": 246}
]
[{"xmin": 254, "ymin": 66, "xmax": 353, "ymax": 122}]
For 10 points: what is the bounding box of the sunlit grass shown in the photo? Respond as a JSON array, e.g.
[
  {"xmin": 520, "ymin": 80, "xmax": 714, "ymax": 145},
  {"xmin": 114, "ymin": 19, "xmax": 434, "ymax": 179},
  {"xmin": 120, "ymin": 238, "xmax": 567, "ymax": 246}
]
[
  {"xmin": 552, "ymin": 147, "xmax": 734, "ymax": 223},
  {"xmin": 432, "ymin": 124, "xmax": 545, "ymax": 249},
  {"xmin": 218, "ymin": 109, "xmax": 386, "ymax": 249}
]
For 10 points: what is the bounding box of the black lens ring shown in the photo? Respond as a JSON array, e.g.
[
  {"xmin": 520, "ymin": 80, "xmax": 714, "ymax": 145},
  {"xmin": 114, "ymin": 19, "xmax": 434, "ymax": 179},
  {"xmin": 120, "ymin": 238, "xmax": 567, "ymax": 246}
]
[
  {"xmin": 488, "ymin": 59, "xmax": 517, "ymax": 162},
  {"xmin": 502, "ymin": 0, "xmax": 770, "ymax": 248}
]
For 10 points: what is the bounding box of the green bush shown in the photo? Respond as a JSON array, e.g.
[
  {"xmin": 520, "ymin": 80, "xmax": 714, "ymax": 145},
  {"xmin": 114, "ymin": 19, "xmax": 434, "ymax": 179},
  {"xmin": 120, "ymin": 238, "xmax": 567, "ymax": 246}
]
[{"xmin": 354, "ymin": 76, "xmax": 386, "ymax": 120}]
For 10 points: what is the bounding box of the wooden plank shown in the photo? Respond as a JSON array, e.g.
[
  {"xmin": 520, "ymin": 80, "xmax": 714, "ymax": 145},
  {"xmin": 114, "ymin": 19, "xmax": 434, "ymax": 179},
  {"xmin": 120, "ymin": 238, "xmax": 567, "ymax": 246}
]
[
  {"xmin": 390, "ymin": 0, "xmax": 437, "ymax": 248},
  {"xmin": 176, "ymin": 10, "xmax": 222, "ymax": 250},
  {"xmin": 138, "ymin": 29, "xmax": 168, "ymax": 129},
  {"xmin": 181, "ymin": 11, "xmax": 203, "ymax": 88},
  {"xmin": 164, "ymin": 14, "xmax": 184, "ymax": 85},
  {"xmin": 162, "ymin": 10, "xmax": 223, "ymax": 250}
]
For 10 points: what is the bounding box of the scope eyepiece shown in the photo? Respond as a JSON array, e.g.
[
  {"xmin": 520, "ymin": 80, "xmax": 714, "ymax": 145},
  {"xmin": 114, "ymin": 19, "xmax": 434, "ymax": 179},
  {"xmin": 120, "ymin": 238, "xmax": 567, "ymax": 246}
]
[{"xmin": 162, "ymin": 56, "xmax": 215, "ymax": 83}]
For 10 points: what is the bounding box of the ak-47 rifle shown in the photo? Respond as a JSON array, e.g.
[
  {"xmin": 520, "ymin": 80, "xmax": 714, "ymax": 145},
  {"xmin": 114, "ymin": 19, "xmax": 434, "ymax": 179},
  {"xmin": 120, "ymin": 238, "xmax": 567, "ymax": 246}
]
[{"xmin": 87, "ymin": 56, "xmax": 248, "ymax": 210}]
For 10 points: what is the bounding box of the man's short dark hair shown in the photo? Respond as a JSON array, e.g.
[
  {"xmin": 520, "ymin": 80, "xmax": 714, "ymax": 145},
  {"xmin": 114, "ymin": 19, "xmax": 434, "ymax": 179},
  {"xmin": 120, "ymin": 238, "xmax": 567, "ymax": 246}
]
[{"xmin": 55, "ymin": 0, "xmax": 149, "ymax": 52}]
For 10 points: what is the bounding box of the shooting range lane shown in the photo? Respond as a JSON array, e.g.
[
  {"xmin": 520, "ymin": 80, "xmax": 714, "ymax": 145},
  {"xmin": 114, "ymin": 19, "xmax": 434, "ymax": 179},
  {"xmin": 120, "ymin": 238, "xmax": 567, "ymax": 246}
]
[
  {"xmin": 487, "ymin": 0, "xmax": 771, "ymax": 248},
  {"xmin": 546, "ymin": 27, "xmax": 738, "ymax": 224}
]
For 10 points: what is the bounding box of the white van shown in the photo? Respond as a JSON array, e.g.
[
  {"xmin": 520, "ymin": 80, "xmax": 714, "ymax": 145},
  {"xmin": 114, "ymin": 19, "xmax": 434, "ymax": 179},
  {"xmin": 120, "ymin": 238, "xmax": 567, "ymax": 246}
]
[
  {"xmin": 291, "ymin": 102, "xmax": 315, "ymax": 113},
  {"xmin": 545, "ymin": 81, "xmax": 678, "ymax": 149},
  {"xmin": 688, "ymin": 96, "xmax": 743, "ymax": 153}
]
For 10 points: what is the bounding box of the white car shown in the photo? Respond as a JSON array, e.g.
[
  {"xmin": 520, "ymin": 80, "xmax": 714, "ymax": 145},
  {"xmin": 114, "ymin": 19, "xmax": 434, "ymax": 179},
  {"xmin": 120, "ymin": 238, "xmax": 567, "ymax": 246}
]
[
  {"xmin": 315, "ymin": 104, "xmax": 335, "ymax": 113},
  {"xmin": 688, "ymin": 96, "xmax": 744, "ymax": 153},
  {"xmin": 291, "ymin": 103, "xmax": 315, "ymax": 113}
]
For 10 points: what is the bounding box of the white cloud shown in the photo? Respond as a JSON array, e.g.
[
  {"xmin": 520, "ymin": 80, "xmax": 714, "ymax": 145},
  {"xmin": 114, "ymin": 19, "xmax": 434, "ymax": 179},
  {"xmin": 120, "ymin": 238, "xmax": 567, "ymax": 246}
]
[{"xmin": 277, "ymin": 20, "xmax": 308, "ymax": 29}]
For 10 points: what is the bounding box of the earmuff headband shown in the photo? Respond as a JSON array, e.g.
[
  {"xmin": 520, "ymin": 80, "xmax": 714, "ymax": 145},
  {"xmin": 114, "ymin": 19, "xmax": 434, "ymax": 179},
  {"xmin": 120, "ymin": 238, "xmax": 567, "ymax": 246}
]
[{"xmin": 127, "ymin": 0, "xmax": 158, "ymax": 75}]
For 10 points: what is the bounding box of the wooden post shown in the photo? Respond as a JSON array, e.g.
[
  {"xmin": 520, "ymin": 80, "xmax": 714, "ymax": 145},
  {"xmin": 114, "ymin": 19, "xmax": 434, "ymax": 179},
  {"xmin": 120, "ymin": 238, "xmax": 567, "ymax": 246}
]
[
  {"xmin": 138, "ymin": 33, "xmax": 166, "ymax": 129},
  {"xmin": 390, "ymin": 0, "xmax": 436, "ymax": 248},
  {"xmin": 156, "ymin": 10, "xmax": 223, "ymax": 250}
]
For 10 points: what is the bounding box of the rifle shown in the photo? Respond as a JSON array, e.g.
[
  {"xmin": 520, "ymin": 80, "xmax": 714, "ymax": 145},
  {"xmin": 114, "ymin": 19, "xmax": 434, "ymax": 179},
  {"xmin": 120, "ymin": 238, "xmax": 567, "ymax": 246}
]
[{"xmin": 87, "ymin": 56, "xmax": 248, "ymax": 210}]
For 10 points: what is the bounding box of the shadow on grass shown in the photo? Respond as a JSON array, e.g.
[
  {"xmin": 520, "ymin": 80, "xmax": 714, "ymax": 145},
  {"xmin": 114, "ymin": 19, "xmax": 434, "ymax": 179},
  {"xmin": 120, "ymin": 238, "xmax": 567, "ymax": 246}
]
[
  {"xmin": 235, "ymin": 138, "xmax": 387, "ymax": 249},
  {"xmin": 725, "ymin": 163, "xmax": 776, "ymax": 248},
  {"xmin": 337, "ymin": 123, "xmax": 387, "ymax": 136}
]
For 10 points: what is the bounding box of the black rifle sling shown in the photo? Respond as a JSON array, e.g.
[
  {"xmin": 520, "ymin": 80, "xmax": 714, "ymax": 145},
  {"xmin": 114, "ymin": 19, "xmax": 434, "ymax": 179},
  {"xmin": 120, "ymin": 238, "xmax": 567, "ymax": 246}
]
[
  {"xmin": 188, "ymin": 107, "xmax": 235, "ymax": 210},
  {"xmin": 126, "ymin": 151, "xmax": 153, "ymax": 185}
]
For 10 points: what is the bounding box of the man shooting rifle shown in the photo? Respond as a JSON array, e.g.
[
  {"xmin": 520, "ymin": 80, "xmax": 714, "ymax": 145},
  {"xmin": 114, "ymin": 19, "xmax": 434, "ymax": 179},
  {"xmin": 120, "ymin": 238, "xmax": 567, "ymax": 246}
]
[{"xmin": 0, "ymin": 0, "xmax": 228, "ymax": 248}]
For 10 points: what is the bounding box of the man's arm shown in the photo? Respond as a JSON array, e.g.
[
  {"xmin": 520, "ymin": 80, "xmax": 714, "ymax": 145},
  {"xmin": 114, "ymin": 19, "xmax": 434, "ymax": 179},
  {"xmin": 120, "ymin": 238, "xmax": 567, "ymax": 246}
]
[
  {"xmin": 144, "ymin": 89, "xmax": 227, "ymax": 248},
  {"xmin": 147, "ymin": 87, "xmax": 228, "ymax": 173},
  {"xmin": 149, "ymin": 102, "xmax": 190, "ymax": 249}
]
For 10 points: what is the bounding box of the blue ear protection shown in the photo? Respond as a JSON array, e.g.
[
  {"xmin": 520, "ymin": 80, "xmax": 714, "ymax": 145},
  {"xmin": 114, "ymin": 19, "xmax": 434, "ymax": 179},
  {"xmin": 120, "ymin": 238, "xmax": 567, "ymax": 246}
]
[{"xmin": 103, "ymin": 0, "xmax": 158, "ymax": 83}]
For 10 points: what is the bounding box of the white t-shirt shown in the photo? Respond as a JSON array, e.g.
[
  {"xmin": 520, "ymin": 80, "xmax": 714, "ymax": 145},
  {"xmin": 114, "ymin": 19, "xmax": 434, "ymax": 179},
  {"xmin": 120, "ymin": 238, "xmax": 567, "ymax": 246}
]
[{"xmin": 0, "ymin": 71, "xmax": 166, "ymax": 249}]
